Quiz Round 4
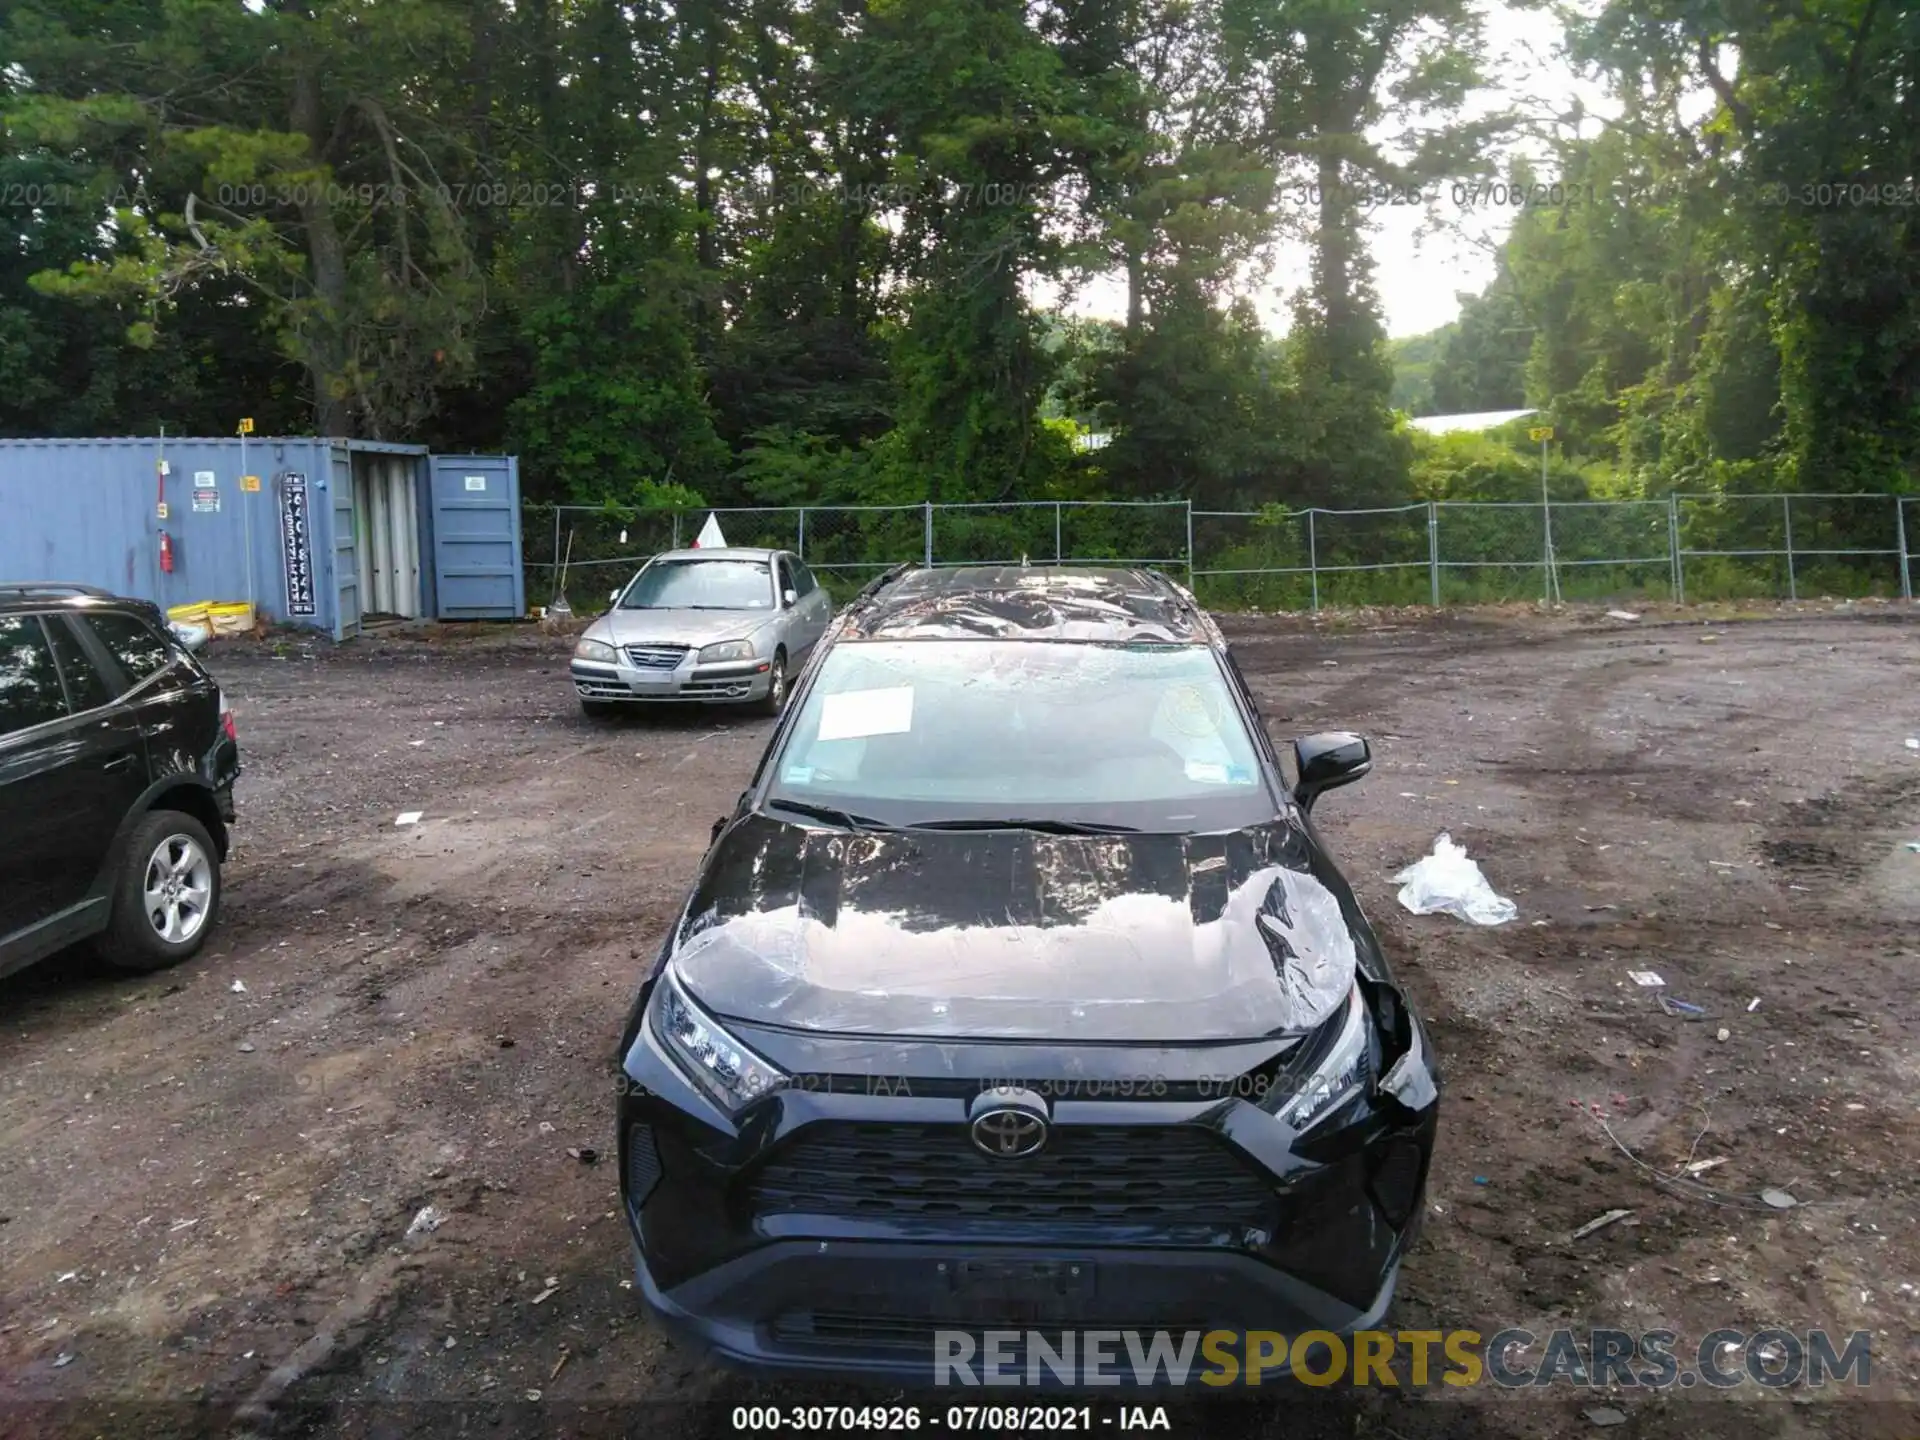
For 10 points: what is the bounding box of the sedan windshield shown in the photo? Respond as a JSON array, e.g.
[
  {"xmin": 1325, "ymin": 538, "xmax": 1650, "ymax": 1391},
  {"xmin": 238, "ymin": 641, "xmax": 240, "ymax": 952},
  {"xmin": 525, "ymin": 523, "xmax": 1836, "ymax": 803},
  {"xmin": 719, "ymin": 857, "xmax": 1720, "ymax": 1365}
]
[
  {"xmin": 621, "ymin": 558, "xmax": 773, "ymax": 611},
  {"xmin": 765, "ymin": 640, "xmax": 1278, "ymax": 832}
]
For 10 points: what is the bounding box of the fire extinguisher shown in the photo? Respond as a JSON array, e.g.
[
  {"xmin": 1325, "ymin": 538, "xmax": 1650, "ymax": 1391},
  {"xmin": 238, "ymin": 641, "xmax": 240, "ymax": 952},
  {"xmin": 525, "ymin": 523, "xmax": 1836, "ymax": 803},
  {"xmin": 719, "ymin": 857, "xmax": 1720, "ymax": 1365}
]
[{"xmin": 158, "ymin": 529, "xmax": 175, "ymax": 574}]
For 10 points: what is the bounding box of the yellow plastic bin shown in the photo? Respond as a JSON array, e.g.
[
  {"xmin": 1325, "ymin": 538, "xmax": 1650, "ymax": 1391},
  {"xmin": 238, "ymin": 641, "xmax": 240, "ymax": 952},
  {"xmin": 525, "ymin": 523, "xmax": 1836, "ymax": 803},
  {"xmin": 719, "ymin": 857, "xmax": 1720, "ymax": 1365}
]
[{"xmin": 207, "ymin": 602, "xmax": 256, "ymax": 636}]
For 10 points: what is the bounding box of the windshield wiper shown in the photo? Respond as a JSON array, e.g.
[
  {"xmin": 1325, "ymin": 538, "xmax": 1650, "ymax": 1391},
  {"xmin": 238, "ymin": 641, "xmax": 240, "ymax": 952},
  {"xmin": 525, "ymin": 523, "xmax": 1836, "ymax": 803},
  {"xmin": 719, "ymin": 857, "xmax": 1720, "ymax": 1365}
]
[
  {"xmin": 765, "ymin": 798, "xmax": 896, "ymax": 832},
  {"xmin": 905, "ymin": 818, "xmax": 1138, "ymax": 835}
]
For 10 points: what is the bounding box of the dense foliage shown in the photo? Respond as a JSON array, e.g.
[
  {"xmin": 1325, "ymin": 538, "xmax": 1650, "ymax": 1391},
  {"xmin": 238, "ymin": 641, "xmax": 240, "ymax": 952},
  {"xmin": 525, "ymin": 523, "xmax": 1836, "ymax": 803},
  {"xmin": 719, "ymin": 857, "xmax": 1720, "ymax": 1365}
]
[{"xmin": 1, "ymin": 0, "xmax": 1913, "ymax": 512}]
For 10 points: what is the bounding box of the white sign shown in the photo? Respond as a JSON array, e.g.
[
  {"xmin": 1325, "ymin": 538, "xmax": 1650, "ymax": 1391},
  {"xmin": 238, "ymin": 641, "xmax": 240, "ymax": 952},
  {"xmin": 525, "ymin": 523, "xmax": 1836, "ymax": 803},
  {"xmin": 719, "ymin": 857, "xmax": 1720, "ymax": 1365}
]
[
  {"xmin": 194, "ymin": 470, "xmax": 216, "ymax": 487},
  {"xmin": 816, "ymin": 686, "xmax": 914, "ymax": 741},
  {"xmin": 693, "ymin": 512, "xmax": 727, "ymax": 548},
  {"xmin": 465, "ymin": 475, "xmax": 486, "ymax": 491}
]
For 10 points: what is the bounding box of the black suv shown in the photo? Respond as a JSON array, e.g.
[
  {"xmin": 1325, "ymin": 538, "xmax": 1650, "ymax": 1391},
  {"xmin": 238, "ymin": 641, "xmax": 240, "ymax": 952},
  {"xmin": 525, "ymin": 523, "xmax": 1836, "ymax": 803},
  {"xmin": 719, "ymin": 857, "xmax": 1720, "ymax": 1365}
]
[
  {"xmin": 0, "ymin": 584, "xmax": 240, "ymax": 980},
  {"xmin": 615, "ymin": 565, "xmax": 1440, "ymax": 1386}
]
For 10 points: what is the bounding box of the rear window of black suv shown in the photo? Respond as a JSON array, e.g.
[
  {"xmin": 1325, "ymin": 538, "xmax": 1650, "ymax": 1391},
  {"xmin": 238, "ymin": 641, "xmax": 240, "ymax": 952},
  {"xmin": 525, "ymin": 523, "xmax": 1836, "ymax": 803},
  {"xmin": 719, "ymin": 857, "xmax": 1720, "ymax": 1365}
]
[{"xmin": 86, "ymin": 612, "xmax": 175, "ymax": 687}]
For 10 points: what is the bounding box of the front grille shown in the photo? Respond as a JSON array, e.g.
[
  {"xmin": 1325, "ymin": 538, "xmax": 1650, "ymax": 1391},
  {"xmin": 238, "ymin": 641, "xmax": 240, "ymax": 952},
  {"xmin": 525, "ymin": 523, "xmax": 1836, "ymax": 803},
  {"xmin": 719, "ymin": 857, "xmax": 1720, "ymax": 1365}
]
[
  {"xmin": 625, "ymin": 644, "xmax": 689, "ymax": 670},
  {"xmin": 744, "ymin": 1123, "xmax": 1275, "ymax": 1227},
  {"xmin": 772, "ymin": 1311, "xmax": 1220, "ymax": 1354}
]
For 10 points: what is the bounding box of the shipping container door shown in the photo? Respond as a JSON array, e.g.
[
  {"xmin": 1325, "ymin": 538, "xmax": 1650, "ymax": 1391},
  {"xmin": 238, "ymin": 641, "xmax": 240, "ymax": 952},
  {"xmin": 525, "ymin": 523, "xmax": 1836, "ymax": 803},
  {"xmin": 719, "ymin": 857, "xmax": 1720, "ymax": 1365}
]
[{"xmin": 429, "ymin": 456, "xmax": 524, "ymax": 619}]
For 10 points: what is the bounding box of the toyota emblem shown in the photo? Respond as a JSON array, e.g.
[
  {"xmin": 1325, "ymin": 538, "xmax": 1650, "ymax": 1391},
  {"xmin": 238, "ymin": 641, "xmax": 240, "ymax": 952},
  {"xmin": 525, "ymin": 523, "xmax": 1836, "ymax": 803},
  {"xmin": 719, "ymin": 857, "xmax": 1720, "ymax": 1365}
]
[{"xmin": 970, "ymin": 1106, "xmax": 1048, "ymax": 1158}]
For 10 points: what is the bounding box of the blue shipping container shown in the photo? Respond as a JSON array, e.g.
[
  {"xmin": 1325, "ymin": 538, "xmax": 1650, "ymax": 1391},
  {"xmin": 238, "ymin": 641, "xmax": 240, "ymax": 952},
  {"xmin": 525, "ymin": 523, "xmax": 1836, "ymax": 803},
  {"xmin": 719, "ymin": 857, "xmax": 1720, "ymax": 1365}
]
[{"xmin": 0, "ymin": 437, "xmax": 523, "ymax": 638}]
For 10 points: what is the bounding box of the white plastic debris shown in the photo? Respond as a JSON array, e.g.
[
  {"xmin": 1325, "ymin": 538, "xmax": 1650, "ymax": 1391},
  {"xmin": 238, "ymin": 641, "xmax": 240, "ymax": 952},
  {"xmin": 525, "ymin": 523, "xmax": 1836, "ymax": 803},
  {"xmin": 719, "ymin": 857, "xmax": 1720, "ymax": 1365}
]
[
  {"xmin": 1605, "ymin": 610, "xmax": 1641, "ymax": 621},
  {"xmin": 1627, "ymin": 970, "xmax": 1665, "ymax": 988},
  {"xmin": 395, "ymin": 811, "xmax": 424, "ymax": 827},
  {"xmin": 1394, "ymin": 833, "xmax": 1517, "ymax": 926},
  {"xmin": 406, "ymin": 1205, "xmax": 448, "ymax": 1237},
  {"xmin": 1907, "ymin": 738, "xmax": 1919, "ymax": 751},
  {"xmin": 230, "ymin": 979, "xmax": 247, "ymax": 994}
]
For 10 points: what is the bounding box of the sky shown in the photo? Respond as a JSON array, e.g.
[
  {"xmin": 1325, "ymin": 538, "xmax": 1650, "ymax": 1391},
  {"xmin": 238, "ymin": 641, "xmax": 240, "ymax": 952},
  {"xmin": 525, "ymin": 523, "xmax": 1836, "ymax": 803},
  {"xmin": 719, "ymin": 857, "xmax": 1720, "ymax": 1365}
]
[{"xmin": 1057, "ymin": 1, "xmax": 1617, "ymax": 341}]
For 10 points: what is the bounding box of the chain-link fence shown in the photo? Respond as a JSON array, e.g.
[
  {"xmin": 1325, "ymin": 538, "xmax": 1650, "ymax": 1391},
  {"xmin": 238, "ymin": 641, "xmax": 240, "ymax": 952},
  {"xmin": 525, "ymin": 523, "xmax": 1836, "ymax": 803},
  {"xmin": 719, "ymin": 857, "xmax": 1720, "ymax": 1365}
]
[{"xmin": 524, "ymin": 494, "xmax": 1919, "ymax": 612}]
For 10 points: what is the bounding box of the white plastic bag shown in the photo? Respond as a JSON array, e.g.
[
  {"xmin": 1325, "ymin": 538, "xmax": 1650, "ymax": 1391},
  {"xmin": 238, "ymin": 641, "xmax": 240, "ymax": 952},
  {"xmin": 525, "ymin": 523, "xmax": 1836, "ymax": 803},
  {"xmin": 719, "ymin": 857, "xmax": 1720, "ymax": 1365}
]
[
  {"xmin": 1394, "ymin": 832, "xmax": 1517, "ymax": 926},
  {"xmin": 168, "ymin": 620, "xmax": 211, "ymax": 652}
]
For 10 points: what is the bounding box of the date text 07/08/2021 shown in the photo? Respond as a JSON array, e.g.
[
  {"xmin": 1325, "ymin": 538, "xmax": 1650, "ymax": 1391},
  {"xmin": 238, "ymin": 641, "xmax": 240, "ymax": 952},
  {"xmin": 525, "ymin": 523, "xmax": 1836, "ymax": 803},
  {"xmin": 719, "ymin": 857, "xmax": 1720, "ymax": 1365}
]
[{"xmin": 729, "ymin": 1405, "xmax": 1173, "ymax": 1432}]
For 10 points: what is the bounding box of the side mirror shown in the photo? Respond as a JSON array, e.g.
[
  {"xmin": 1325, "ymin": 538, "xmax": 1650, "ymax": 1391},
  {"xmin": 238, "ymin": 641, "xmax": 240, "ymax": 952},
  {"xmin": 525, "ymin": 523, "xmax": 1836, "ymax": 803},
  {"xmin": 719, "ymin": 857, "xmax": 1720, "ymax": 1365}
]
[
  {"xmin": 782, "ymin": 588, "xmax": 797, "ymax": 608},
  {"xmin": 1292, "ymin": 731, "xmax": 1371, "ymax": 814},
  {"xmin": 609, "ymin": 588, "xmax": 621, "ymax": 604}
]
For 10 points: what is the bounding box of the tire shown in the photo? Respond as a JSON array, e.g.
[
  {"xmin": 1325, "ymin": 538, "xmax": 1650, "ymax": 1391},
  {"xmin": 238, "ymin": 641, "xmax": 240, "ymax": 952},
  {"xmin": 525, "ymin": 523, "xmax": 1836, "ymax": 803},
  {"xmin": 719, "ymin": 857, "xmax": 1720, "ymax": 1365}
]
[
  {"xmin": 581, "ymin": 699, "xmax": 620, "ymax": 720},
  {"xmin": 98, "ymin": 810, "xmax": 223, "ymax": 973},
  {"xmin": 757, "ymin": 649, "xmax": 789, "ymax": 716}
]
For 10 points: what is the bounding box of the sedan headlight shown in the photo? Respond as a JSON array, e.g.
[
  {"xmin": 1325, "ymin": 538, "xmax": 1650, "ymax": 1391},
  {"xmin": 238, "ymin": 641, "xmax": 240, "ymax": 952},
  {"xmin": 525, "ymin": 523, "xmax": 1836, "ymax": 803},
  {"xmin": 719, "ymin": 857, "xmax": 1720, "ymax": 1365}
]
[
  {"xmin": 1272, "ymin": 985, "xmax": 1374, "ymax": 1131},
  {"xmin": 698, "ymin": 639, "xmax": 755, "ymax": 663},
  {"xmin": 649, "ymin": 968, "xmax": 785, "ymax": 1113},
  {"xmin": 574, "ymin": 637, "xmax": 617, "ymax": 663}
]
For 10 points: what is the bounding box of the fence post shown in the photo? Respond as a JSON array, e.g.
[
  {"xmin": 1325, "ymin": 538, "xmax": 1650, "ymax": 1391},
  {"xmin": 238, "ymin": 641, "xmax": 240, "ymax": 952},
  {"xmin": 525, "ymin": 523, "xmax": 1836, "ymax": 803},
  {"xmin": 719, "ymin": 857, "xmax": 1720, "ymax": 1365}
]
[
  {"xmin": 1898, "ymin": 495, "xmax": 1913, "ymax": 601},
  {"xmin": 797, "ymin": 507, "xmax": 807, "ymax": 558},
  {"xmin": 1669, "ymin": 495, "xmax": 1685, "ymax": 604},
  {"xmin": 1665, "ymin": 494, "xmax": 1677, "ymax": 600},
  {"xmin": 1428, "ymin": 502, "xmax": 1441, "ymax": 607},
  {"xmin": 923, "ymin": 501, "xmax": 933, "ymax": 567},
  {"xmin": 1783, "ymin": 494, "xmax": 1796, "ymax": 601},
  {"xmin": 1308, "ymin": 509, "xmax": 1319, "ymax": 613},
  {"xmin": 1055, "ymin": 501, "xmax": 1063, "ymax": 563},
  {"xmin": 1184, "ymin": 501, "xmax": 1195, "ymax": 589},
  {"xmin": 552, "ymin": 507, "xmax": 561, "ymax": 589},
  {"xmin": 671, "ymin": 510, "xmax": 682, "ymax": 550}
]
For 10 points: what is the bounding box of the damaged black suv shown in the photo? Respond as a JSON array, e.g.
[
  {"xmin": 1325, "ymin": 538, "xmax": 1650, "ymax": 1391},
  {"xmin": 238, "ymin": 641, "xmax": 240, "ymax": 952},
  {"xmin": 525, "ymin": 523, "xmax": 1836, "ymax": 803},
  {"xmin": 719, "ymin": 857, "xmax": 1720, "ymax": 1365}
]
[{"xmin": 616, "ymin": 565, "xmax": 1439, "ymax": 1384}]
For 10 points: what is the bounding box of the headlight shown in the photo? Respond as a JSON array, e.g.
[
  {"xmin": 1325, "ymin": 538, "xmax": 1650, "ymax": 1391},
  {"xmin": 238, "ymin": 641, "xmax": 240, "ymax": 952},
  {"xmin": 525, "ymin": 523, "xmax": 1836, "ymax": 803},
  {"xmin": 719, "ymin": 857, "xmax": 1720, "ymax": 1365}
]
[
  {"xmin": 698, "ymin": 639, "xmax": 755, "ymax": 663},
  {"xmin": 574, "ymin": 637, "xmax": 617, "ymax": 663},
  {"xmin": 1271, "ymin": 985, "xmax": 1374, "ymax": 1131},
  {"xmin": 649, "ymin": 968, "xmax": 785, "ymax": 1113}
]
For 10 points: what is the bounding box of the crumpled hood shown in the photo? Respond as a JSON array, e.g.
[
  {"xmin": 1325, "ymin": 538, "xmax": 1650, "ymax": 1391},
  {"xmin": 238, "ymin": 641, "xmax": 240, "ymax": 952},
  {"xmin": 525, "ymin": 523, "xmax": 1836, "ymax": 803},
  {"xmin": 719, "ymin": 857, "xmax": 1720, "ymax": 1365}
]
[
  {"xmin": 670, "ymin": 814, "xmax": 1361, "ymax": 1043},
  {"xmin": 587, "ymin": 607, "xmax": 774, "ymax": 649}
]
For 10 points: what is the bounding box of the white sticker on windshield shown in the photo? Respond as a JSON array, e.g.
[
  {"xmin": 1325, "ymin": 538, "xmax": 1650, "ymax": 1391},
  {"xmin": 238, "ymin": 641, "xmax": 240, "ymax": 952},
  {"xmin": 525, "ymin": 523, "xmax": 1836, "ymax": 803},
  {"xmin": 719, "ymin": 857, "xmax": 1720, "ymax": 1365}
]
[
  {"xmin": 1185, "ymin": 760, "xmax": 1230, "ymax": 784},
  {"xmin": 816, "ymin": 686, "xmax": 914, "ymax": 741}
]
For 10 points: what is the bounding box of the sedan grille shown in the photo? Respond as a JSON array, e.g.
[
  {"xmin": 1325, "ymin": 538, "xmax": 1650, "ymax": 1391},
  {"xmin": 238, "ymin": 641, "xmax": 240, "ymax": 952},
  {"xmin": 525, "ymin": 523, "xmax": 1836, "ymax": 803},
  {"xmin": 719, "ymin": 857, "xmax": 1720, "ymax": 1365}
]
[
  {"xmin": 625, "ymin": 644, "xmax": 689, "ymax": 670},
  {"xmin": 744, "ymin": 1123, "xmax": 1275, "ymax": 1228}
]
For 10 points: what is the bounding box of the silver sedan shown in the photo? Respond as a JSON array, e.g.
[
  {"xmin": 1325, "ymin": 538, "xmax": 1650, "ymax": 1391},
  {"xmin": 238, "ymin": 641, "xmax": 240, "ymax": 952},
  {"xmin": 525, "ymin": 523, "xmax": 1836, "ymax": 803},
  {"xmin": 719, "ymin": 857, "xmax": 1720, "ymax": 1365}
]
[{"xmin": 569, "ymin": 548, "xmax": 833, "ymax": 716}]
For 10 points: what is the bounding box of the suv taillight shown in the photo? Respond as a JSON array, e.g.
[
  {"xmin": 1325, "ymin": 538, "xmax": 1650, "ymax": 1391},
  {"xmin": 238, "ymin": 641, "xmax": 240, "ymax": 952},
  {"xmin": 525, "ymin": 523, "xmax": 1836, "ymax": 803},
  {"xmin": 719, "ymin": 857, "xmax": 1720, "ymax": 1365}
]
[{"xmin": 218, "ymin": 691, "xmax": 237, "ymax": 741}]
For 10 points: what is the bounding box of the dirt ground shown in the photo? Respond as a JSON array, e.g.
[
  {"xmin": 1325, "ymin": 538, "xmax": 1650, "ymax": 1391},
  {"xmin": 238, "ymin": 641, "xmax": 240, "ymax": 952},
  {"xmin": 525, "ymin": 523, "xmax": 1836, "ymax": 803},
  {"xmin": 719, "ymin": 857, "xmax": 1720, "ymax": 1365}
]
[{"xmin": 2, "ymin": 600, "xmax": 1918, "ymax": 1440}]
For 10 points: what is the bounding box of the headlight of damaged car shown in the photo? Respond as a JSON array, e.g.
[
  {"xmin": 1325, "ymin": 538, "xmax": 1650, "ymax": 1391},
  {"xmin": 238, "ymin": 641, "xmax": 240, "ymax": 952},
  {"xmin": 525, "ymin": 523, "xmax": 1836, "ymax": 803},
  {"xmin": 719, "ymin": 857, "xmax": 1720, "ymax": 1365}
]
[
  {"xmin": 650, "ymin": 967, "xmax": 786, "ymax": 1112},
  {"xmin": 1269, "ymin": 985, "xmax": 1375, "ymax": 1131},
  {"xmin": 574, "ymin": 637, "xmax": 617, "ymax": 663},
  {"xmin": 698, "ymin": 639, "xmax": 755, "ymax": 663}
]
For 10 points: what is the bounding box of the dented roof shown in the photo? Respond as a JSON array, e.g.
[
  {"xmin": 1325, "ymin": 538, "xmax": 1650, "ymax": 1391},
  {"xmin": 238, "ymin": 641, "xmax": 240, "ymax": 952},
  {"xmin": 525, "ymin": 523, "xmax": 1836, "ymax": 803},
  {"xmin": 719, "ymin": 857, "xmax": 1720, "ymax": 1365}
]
[{"xmin": 848, "ymin": 565, "xmax": 1203, "ymax": 644}]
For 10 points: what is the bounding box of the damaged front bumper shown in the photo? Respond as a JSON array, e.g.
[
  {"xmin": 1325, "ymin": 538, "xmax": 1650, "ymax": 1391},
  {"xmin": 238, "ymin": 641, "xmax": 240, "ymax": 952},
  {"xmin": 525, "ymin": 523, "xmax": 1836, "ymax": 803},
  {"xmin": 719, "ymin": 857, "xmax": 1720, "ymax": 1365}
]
[{"xmin": 616, "ymin": 995, "xmax": 1440, "ymax": 1388}]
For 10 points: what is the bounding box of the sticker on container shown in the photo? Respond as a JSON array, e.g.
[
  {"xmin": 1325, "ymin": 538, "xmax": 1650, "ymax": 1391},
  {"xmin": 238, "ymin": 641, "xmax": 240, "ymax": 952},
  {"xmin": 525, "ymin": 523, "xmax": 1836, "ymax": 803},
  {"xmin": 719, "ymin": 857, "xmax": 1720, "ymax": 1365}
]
[
  {"xmin": 465, "ymin": 475, "xmax": 487, "ymax": 491},
  {"xmin": 816, "ymin": 686, "xmax": 913, "ymax": 741}
]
